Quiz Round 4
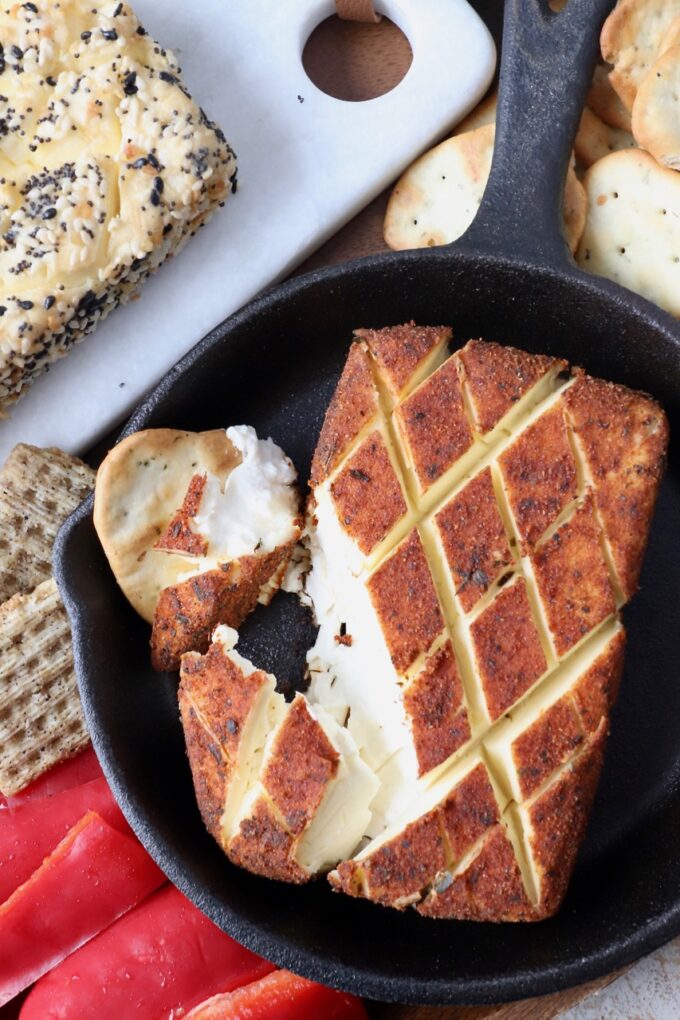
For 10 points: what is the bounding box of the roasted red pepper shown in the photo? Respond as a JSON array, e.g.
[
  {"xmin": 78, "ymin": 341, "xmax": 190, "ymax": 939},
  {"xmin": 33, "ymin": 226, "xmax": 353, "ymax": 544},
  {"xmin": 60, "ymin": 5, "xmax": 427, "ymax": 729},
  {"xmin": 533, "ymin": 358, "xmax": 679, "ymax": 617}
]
[
  {"xmin": 0, "ymin": 810, "xmax": 163, "ymax": 1006},
  {"xmin": 186, "ymin": 969, "xmax": 368, "ymax": 1019},
  {"xmin": 3, "ymin": 747, "xmax": 102, "ymax": 809},
  {"xmin": 0, "ymin": 776, "xmax": 127, "ymax": 904},
  {"xmin": 20, "ymin": 884, "xmax": 274, "ymax": 1019}
]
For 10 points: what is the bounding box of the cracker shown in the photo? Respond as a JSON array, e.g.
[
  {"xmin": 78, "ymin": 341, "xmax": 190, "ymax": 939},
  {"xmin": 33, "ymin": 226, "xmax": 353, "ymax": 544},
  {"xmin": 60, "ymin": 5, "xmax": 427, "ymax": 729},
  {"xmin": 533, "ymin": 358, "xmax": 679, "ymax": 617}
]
[
  {"xmin": 0, "ymin": 578, "xmax": 88, "ymax": 796},
  {"xmin": 575, "ymin": 106, "xmax": 636, "ymax": 168},
  {"xmin": 94, "ymin": 429, "xmax": 241, "ymax": 623},
  {"xmin": 587, "ymin": 65, "xmax": 632, "ymax": 132},
  {"xmin": 453, "ymin": 88, "xmax": 497, "ymax": 135},
  {"xmin": 384, "ymin": 124, "xmax": 586, "ymax": 255},
  {"xmin": 600, "ymin": 0, "xmax": 680, "ymax": 112},
  {"xmin": 0, "ymin": 444, "xmax": 94, "ymax": 604},
  {"xmin": 659, "ymin": 12, "xmax": 680, "ymax": 54},
  {"xmin": 576, "ymin": 148, "xmax": 680, "ymax": 316},
  {"xmin": 632, "ymin": 45, "xmax": 680, "ymax": 169}
]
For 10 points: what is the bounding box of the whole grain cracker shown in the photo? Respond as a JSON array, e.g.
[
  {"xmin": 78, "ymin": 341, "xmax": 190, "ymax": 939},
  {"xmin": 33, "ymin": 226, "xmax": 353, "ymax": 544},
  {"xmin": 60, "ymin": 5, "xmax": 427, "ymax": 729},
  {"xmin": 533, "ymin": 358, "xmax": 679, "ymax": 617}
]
[
  {"xmin": 575, "ymin": 106, "xmax": 636, "ymax": 168},
  {"xmin": 587, "ymin": 64, "xmax": 632, "ymax": 132},
  {"xmin": 0, "ymin": 444, "xmax": 94, "ymax": 604},
  {"xmin": 384, "ymin": 124, "xmax": 586, "ymax": 255},
  {"xmin": 576, "ymin": 148, "xmax": 680, "ymax": 316},
  {"xmin": 632, "ymin": 44, "xmax": 680, "ymax": 168},
  {"xmin": 0, "ymin": 578, "xmax": 88, "ymax": 796},
  {"xmin": 600, "ymin": 0, "xmax": 680, "ymax": 112}
]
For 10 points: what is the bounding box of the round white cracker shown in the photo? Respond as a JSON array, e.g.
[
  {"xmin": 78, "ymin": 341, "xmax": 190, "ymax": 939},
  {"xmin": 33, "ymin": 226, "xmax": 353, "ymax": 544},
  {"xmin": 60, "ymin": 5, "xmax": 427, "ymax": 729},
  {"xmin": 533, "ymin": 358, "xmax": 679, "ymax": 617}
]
[
  {"xmin": 575, "ymin": 106, "xmax": 636, "ymax": 168},
  {"xmin": 384, "ymin": 124, "xmax": 586, "ymax": 255},
  {"xmin": 94, "ymin": 429, "xmax": 240, "ymax": 622},
  {"xmin": 576, "ymin": 148, "xmax": 680, "ymax": 317},
  {"xmin": 632, "ymin": 44, "xmax": 680, "ymax": 168},
  {"xmin": 600, "ymin": 0, "xmax": 680, "ymax": 112}
]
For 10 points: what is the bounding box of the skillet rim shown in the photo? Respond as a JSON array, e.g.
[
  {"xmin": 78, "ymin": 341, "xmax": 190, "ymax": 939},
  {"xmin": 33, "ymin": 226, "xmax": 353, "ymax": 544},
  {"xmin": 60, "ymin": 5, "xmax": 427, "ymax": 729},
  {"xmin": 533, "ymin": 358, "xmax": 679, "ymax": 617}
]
[{"xmin": 55, "ymin": 245, "xmax": 680, "ymax": 1005}]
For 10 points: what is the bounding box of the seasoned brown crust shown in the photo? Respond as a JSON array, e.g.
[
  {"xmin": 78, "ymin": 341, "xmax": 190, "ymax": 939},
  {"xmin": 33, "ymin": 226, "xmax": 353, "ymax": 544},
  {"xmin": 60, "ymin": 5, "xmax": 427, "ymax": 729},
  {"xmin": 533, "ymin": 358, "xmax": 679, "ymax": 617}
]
[
  {"xmin": 418, "ymin": 826, "xmax": 536, "ymax": 922},
  {"xmin": 367, "ymin": 529, "xmax": 445, "ymax": 674},
  {"xmin": 470, "ymin": 578, "xmax": 548, "ymax": 720},
  {"xmin": 394, "ymin": 356, "xmax": 475, "ymax": 493},
  {"xmin": 155, "ymin": 472, "xmax": 208, "ymax": 556},
  {"xmin": 330, "ymin": 431, "xmax": 408, "ymax": 554},
  {"xmin": 178, "ymin": 689, "xmax": 231, "ymax": 841},
  {"xmin": 228, "ymin": 797, "xmax": 310, "ymax": 884},
  {"xmin": 571, "ymin": 628, "xmax": 626, "ymax": 734},
  {"xmin": 337, "ymin": 807, "xmax": 447, "ymax": 908},
  {"xmin": 512, "ymin": 697, "xmax": 585, "ymax": 801},
  {"xmin": 456, "ymin": 339, "xmax": 563, "ymax": 435},
  {"xmin": 498, "ymin": 403, "xmax": 579, "ymax": 550},
  {"xmin": 440, "ymin": 762, "xmax": 499, "ymax": 859},
  {"xmin": 356, "ymin": 322, "xmax": 451, "ymax": 399},
  {"xmin": 531, "ymin": 495, "xmax": 617, "ymax": 658},
  {"xmin": 262, "ymin": 697, "xmax": 339, "ymax": 836},
  {"xmin": 403, "ymin": 641, "xmax": 470, "ymax": 776},
  {"xmin": 179, "ymin": 642, "xmax": 270, "ymax": 761},
  {"xmin": 151, "ymin": 540, "xmax": 296, "ymax": 671},
  {"xmin": 434, "ymin": 468, "xmax": 513, "ymax": 612},
  {"xmin": 310, "ymin": 342, "xmax": 380, "ymax": 489},
  {"xmin": 526, "ymin": 721, "xmax": 607, "ymax": 918},
  {"xmin": 564, "ymin": 374, "xmax": 669, "ymax": 599}
]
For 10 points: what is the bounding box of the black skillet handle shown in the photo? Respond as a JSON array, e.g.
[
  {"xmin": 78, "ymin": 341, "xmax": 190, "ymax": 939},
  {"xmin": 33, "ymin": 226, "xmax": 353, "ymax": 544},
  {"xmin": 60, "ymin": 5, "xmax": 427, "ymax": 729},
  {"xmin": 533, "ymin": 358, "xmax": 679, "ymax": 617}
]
[{"xmin": 455, "ymin": 0, "xmax": 614, "ymax": 265}]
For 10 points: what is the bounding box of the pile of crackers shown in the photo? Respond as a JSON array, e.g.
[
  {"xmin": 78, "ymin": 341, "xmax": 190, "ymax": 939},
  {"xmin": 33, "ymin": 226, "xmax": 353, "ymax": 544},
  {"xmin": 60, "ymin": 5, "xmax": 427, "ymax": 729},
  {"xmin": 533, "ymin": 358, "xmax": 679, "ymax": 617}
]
[
  {"xmin": 385, "ymin": 0, "xmax": 680, "ymax": 318},
  {"xmin": 0, "ymin": 445, "xmax": 94, "ymax": 796}
]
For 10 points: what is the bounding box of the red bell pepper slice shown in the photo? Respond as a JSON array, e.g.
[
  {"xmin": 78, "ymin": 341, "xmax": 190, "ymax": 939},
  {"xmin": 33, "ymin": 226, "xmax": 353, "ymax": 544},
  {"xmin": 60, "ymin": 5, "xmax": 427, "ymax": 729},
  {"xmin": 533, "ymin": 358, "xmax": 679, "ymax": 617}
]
[
  {"xmin": 20, "ymin": 884, "xmax": 274, "ymax": 1020},
  {"xmin": 0, "ymin": 776, "xmax": 128, "ymax": 904},
  {"xmin": 186, "ymin": 970, "xmax": 368, "ymax": 1020},
  {"xmin": 0, "ymin": 809, "xmax": 163, "ymax": 1007},
  {"xmin": 4, "ymin": 747, "xmax": 102, "ymax": 809}
]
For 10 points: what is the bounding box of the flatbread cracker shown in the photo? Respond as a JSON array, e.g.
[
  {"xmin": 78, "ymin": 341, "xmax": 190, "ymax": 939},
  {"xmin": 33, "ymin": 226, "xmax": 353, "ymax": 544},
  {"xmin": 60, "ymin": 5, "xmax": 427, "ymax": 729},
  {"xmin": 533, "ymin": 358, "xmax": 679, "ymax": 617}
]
[
  {"xmin": 384, "ymin": 124, "xmax": 586, "ymax": 255},
  {"xmin": 587, "ymin": 64, "xmax": 632, "ymax": 132},
  {"xmin": 659, "ymin": 12, "xmax": 680, "ymax": 55},
  {"xmin": 576, "ymin": 148, "xmax": 680, "ymax": 317},
  {"xmin": 632, "ymin": 45, "xmax": 680, "ymax": 169},
  {"xmin": 94, "ymin": 429, "xmax": 241, "ymax": 623},
  {"xmin": 600, "ymin": 0, "xmax": 680, "ymax": 112},
  {"xmin": 0, "ymin": 578, "xmax": 88, "ymax": 796},
  {"xmin": 0, "ymin": 445, "xmax": 94, "ymax": 604},
  {"xmin": 575, "ymin": 106, "xmax": 636, "ymax": 168}
]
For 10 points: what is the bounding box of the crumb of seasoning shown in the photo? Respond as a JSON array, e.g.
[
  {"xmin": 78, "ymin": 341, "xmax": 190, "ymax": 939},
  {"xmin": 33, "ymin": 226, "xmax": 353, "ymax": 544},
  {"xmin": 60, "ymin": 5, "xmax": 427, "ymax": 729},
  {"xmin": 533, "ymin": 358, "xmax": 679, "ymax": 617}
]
[{"xmin": 297, "ymin": 94, "xmax": 304, "ymax": 103}]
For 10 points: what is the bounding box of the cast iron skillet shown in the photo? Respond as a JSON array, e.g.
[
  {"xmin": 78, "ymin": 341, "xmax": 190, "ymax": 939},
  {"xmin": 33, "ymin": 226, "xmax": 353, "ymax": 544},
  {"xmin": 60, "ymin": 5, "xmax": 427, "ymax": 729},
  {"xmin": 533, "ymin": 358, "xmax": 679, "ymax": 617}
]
[{"xmin": 56, "ymin": 0, "xmax": 680, "ymax": 1006}]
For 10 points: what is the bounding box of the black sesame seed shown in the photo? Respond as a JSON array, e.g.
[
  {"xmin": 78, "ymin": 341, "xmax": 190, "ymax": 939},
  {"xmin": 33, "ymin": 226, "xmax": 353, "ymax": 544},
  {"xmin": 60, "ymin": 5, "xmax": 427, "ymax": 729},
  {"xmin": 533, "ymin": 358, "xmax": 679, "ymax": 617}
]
[
  {"xmin": 46, "ymin": 75, "xmax": 56, "ymax": 86},
  {"xmin": 80, "ymin": 30, "xmax": 92, "ymax": 41},
  {"xmin": 23, "ymin": 2, "xmax": 39, "ymax": 11},
  {"xmin": 11, "ymin": 45, "xmax": 23, "ymax": 61},
  {"xmin": 136, "ymin": 24, "xmax": 146, "ymax": 35},
  {"xmin": 123, "ymin": 70, "xmax": 137, "ymax": 95},
  {"xmin": 42, "ymin": 207, "xmax": 57, "ymax": 219},
  {"xmin": 18, "ymin": 299, "xmax": 33, "ymax": 310},
  {"xmin": 130, "ymin": 156, "xmax": 147, "ymax": 169},
  {"xmin": 159, "ymin": 71, "xmax": 177, "ymax": 85},
  {"xmin": 0, "ymin": 306, "xmax": 6, "ymax": 316},
  {"xmin": 162, "ymin": 223, "xmax": 172, "ymax": 235},
  {"xmin": 113, "ymin": 2, "xmax": 123, "ymax": 14},
  {"xmin": 101, "ymin": 29, "xmax": 118, "ymax": 41},
  {"xmin": 44, "ymin": 295, "xmax": 55, "ymax": 309},
  {"xmin": 146, "ymin": 152, "xmax": 160, "ymax": 169},
  {"xmin": 150, "ymin": 188, "xmax": 160, "ymax": 206},
  {"xmin": 153, "ymin": 175, "xmax": 163, "ymax": 194}
]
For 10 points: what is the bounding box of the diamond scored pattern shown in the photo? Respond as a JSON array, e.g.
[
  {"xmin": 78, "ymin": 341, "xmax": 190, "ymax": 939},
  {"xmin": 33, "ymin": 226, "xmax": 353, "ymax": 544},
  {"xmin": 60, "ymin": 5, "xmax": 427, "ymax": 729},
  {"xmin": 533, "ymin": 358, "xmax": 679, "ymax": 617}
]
[{"xmin": 327, "ymin": 329, "xmax": 648, "ymax": 919}]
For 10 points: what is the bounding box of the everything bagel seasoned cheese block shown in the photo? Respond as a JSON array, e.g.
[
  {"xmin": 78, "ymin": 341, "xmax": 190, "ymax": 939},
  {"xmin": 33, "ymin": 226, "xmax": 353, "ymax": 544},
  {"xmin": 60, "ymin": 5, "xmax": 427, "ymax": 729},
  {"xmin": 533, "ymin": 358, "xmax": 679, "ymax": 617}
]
[
  {"xmin": 177, "ymin": 325, "xmax": 666, "ymax": 921},
  {"xmin": 0, "ymin": 0, "xmax": 236, "ymax": 411},
  {"xmin": 94, "ymin": 425, "xmax": 301, "ymax": 670}
]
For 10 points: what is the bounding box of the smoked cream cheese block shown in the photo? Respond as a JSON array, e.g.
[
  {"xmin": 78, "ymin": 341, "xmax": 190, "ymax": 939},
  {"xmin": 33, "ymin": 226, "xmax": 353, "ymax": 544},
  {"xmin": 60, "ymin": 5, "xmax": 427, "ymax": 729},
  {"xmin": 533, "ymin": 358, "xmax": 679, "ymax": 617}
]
[
  {"xmin": 175, "ymin": 325, "xmax": 667, "ymax": 920},
  {"xmin": 0, "ymin": 0, "xmax": 236, "ymax": 411}
]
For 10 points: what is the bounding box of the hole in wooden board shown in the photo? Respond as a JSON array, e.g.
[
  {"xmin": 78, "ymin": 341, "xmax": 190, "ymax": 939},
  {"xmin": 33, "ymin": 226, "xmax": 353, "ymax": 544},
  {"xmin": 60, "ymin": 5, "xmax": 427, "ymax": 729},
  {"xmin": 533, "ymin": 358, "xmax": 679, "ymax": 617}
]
[{"xmin": 302, "ymin": 15, "xmax": 412, "ymax": 102}]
